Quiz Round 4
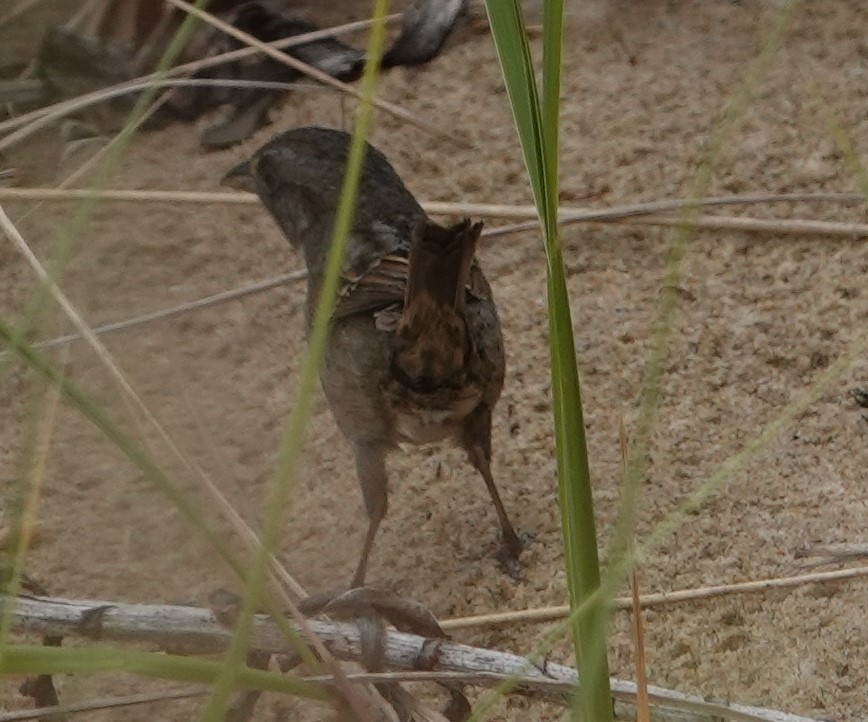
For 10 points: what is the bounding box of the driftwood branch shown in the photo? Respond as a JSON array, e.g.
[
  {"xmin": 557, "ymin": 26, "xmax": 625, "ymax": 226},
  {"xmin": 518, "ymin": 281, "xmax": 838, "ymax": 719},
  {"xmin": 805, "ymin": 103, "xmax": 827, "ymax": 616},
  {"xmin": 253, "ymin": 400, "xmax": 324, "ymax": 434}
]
[{"xmin": 5, "ymin": 594, "xmax": 825, "ymax": 722}]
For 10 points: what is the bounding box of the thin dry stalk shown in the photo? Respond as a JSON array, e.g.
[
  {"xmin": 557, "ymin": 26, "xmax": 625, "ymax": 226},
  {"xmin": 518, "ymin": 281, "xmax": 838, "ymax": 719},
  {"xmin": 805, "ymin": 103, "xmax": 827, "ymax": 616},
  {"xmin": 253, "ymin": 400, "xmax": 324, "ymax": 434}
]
[
  {"xmin": 620, "ymin": 420, "xmax": 651, "ymax": 722},
  {"xmin": 0, "ymin": 0, "xmax": 47, "ymax": 30},
  {"xmin": 629, "ymin": 565, "xmax": 651, "ymax": 722},
  {"xmin": 0, "ymin": 688, "xmax": 204, "ymax": 722},
  {"xmin": 0, "ymin": 80, "xmax": 318, "ymax": 154},
  {"xmin": 1, "ymin": 188, "xmax": 864, "ymax": 215},
  {"xmin": 5, "ymin": 348, "xmax": 66, "ymax": 590},
  {"xmin": 796, "ymin": 543, "xmax": 868, "ymax": 567},
  {"xmin": 441, "ymin": 565, "xmax": 868, "ymax": 630},
  {"xmin": 0, "ymin": 15, "xmax": 400, "ymax": 144},
  {"xmin": 163, "ymin": 0, "xmax": 467, "ymax": 147},
  {"xmin": 0, "ymin": 205, "xmax": 387, "ymax": 716},
  {"xmin": 483, "ymin": 192, "xmax": 868, "ymax": 237},
  {"xmin": 0, "ymin": 206, "xmax": 312, "ymax": 606},
  {"xmin": 618, "ymin": 212, "xmax": 868, "ymax": 237},
  {"xmin": 32, "ymin": 271, "xmax": 306, "ymax": 350},
  {"xmin": 5, "ymin": 593, "xmax": 828, "ymax": 722}
]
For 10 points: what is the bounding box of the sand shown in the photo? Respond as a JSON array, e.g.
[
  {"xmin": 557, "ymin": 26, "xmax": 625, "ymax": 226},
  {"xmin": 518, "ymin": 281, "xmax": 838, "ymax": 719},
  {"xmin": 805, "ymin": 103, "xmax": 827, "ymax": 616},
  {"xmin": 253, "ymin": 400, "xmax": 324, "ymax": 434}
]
[{"xmin": 1, "ymin": 1, "xmax": 866, "ymax": 720}]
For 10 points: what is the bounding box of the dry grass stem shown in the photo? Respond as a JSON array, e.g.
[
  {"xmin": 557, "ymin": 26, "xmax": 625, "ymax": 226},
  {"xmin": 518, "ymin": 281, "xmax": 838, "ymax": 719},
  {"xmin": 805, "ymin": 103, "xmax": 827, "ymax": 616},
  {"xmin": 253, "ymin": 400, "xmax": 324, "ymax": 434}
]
[
  {"xmin": 0, "ymin": 205, "xmax": 308, "ymax": 603},
  {"xmin": 9, "ymin": 188, "xmax": 865, "ymax": 352},
  {"xmin": 1, "ymin": 188, "xmax": 863, "ymax": 215},
  {"xmin": 440, "ymin": 565, "xmax": 868, "ymax": 630},
  {"xmin": 796, "ymin": 543, "xmax": 868, "ymax": 566},
  {"xmin": 0, "ymin": 0, "xmax": 46, "ymax": 30},
  {"xmin": 0, "ymin": 207, "xmax": 381, "ymax": 714},
  {"xmin": 0, "ymin": 14, "xmax": 400, "ymax": 144},
  {"xmin": 629, "ymin": 566, "xmax": 651, "ymax": 722},
  {"xmin": 0, "ymin": 80, "xmax": 321, "ymax": 154},
  {"xmin": 5, "ymin": 187, "xmax": 866, "ymax": 237},
  {"xmin": 0, "ymin": 687, "xmax": 205, "ymax": 722},
  {"xmin": 617, "ymin": 212, "xmax": 868, "ymax": 237},
  {"xmin": 28, "ymin": 271, "xmax": 306, "ymax": 351},
  {"xmin": 163, "ymin": 0, "xmax": 467, "ymax": 147},
  {"xmin": 6, "ymin": 594, "xmax": 827, "ymax": 722},
  {"xmin": 483, "ymin": 192, "xmax": 868, "ymax": 237}
]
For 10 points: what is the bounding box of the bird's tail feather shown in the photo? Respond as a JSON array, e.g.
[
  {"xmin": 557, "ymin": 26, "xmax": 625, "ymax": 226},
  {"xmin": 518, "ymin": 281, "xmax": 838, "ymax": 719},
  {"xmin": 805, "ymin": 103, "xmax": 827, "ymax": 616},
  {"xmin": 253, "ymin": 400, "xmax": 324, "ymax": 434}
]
[{"xmin": 404, "ymin": 218, "xmax": 482, "ymax": 313}]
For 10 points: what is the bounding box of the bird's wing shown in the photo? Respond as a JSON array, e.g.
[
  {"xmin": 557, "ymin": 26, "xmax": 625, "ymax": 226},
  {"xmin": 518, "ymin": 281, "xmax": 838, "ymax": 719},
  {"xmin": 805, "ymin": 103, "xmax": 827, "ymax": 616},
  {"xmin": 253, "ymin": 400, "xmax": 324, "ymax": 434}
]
[{"xmin": 333, "ymin": 253, "xmax": 409, "ymax": 320}]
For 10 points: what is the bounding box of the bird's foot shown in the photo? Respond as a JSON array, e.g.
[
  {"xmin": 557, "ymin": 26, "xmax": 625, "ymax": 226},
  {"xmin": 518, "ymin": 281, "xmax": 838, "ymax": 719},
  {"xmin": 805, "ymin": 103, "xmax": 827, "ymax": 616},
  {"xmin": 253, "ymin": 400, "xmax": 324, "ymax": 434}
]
[{"xmin": 494, "ymin": 529, "xmax": 533, "ymax": 581}]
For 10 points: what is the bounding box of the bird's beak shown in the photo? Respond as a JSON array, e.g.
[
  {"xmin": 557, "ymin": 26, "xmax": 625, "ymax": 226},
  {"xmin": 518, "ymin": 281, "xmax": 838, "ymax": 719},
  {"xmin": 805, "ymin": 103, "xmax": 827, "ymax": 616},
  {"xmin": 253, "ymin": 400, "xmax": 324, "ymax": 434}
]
[{"xmin": 221, "ymin": 159, "xmax": 256, "ymax": 192}]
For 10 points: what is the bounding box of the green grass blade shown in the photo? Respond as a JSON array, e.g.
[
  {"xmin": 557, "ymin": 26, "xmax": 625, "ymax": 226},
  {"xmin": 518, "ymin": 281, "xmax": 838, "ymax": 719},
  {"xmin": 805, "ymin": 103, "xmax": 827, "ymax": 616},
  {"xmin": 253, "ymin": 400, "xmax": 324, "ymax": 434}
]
[
  {"xmin": 0, "ymin": 644, "xmax": 325, "ymax": 699},
  {"xmin": 541, "ymin": 0, "xmax": 563, "ymax": 237},
  {"xmin": 197, "ymin": 3, "xmax": 391, "ymax": 719},
  {"xmin": 483, "ymin": 4, "xmax": 546, "ymax": 209},
  {"xmin": 484, "ymin": 2, "xmax": 612, "ymax": 721}
]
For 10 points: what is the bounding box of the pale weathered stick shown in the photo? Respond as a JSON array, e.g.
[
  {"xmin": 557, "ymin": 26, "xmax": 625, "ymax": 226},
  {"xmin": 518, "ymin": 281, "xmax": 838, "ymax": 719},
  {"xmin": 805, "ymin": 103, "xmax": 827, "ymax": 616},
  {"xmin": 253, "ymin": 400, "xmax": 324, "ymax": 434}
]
[
  {"xmin": 163, "ymin": 0, "xmax": 468, "ymax": 148},
  {"xmin": 6, "ymin": 594, "xmax": 826, "ymax": 722},
  {"xmin": 440, "ymin": 565, "xmax": 868, "ymax": 630}
]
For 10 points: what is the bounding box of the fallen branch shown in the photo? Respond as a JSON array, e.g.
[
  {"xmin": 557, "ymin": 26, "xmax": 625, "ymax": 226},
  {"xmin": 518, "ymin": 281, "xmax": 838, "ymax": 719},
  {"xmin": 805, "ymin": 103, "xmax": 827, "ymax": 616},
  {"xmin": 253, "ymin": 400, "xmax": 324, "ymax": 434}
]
[{"xmin": 5, "ymin": 593, "xmax": 826, "ymax": 722}]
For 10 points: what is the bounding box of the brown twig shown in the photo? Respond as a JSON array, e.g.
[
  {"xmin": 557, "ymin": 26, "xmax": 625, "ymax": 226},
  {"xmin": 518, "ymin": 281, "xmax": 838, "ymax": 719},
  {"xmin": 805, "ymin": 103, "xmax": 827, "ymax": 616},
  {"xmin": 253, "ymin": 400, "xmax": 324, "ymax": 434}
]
[{"xmin": 441, "ymin": 565, "xmax": 868, "ymax": 630}]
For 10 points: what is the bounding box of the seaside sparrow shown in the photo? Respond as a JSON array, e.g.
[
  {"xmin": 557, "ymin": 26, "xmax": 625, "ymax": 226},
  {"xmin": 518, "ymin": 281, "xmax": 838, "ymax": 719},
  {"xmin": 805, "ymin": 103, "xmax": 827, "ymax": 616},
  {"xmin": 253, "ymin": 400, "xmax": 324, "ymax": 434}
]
[{"xmin": 224, "ymin": 127, "xmax": 522, "ymax": 585}]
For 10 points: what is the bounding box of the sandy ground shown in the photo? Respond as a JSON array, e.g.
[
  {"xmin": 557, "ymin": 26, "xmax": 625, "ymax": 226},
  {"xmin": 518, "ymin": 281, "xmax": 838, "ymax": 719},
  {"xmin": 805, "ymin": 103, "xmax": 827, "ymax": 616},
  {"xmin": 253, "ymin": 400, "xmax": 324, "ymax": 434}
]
[{"xmin": 2, "ymin": 1, "xmax": 867, "ymax": 720}]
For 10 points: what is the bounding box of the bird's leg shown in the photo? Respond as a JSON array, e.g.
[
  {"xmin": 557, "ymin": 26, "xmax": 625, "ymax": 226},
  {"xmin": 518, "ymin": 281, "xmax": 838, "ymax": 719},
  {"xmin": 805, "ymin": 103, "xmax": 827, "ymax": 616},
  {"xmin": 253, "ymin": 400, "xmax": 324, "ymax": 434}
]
[
  {"xmin": 462, "ymin": 407, "xmax": 523, "ymax": 574},
  {"xmin": 467, "ymin": 444, "xmax": 523, "ymax": 564},
  {"xmin": 351, "ymin": 442, "xmax": 389, "ymax": 588}
]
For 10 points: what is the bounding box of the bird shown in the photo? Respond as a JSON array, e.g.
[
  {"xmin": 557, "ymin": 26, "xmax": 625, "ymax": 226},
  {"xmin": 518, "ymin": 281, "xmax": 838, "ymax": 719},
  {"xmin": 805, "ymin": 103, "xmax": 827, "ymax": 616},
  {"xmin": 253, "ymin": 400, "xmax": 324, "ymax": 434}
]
[{"xmin": 223, "ymin": 126, "xmax": 522, "ymax": 586}]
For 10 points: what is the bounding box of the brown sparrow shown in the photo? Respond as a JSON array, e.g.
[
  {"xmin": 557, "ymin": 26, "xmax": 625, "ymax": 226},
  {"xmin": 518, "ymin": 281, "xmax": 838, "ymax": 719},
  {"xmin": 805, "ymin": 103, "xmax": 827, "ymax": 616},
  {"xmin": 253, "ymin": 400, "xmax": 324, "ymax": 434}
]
[{"xmin": 224, "ymin": 126, "xmax": 522, "ymax": 585}]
